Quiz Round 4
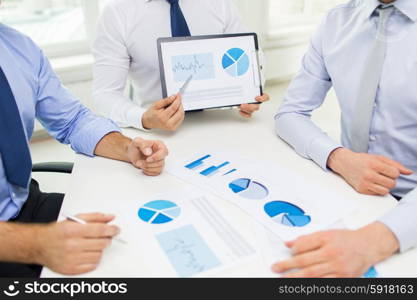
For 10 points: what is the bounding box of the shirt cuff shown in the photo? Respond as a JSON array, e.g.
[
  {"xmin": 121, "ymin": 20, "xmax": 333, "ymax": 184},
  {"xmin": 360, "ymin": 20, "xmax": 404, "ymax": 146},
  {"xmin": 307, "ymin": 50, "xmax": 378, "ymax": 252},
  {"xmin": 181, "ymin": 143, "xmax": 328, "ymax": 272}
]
[
  {"xmin": 306, "ymin": 135, "xmax": 342, "ymax": 171},
  {"xmin": 71, "ymin": 118, "xmax": 121, "ymax": 157},
  {"xmin": 125, "ymin": 105, "xmax": 150, "ymax": 132},
  {"xmin": 378, "ymin": 188, "xmax": 417, "ymax": 252}
]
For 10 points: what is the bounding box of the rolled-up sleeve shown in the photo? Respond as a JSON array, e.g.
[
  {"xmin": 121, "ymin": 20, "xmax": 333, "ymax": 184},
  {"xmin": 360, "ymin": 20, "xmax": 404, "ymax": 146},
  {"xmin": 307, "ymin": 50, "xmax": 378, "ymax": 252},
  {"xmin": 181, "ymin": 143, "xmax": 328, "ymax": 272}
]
[
  {"xmin": 275, "ymin": 15, "xmax": 341, "ymax": 170},
  {"xmin": 379, "ymin": 188, "xmax": 417, "ymax": 252},
  {"xmin": 35, "ymin": 50, "xmax": 120, "ymax": 156}
]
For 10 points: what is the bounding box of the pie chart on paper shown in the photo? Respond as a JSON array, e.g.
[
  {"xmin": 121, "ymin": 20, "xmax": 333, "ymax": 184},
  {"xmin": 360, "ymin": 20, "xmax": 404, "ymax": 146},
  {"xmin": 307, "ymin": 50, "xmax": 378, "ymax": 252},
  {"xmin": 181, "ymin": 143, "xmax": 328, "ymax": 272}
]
[
  {"xmin": 264, "ymin": 201, "xmax": 311, "ymax": 227},
  {"xmin": 222, "ymin": 48, "xmax": 250, "ymax": 77},
  {"xmin": 228, "ymin": 178, "xmax": 269, "ymax": 200},
  {"xmin": 138, "ymin": 200, "xmax": 181, "ymax": 224}
]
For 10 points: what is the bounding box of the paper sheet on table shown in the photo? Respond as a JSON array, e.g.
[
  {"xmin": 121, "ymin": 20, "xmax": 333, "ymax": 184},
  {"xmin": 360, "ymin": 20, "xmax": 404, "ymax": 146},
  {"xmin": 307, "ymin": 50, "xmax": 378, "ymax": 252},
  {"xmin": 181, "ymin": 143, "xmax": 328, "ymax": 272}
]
[
  {"xmin": 166, "ymin": 149, "xmax": 360, "ymax": 241},
  {"xmin": 121, "ymin": 187, "xmax": 261, "ymax": 277}
]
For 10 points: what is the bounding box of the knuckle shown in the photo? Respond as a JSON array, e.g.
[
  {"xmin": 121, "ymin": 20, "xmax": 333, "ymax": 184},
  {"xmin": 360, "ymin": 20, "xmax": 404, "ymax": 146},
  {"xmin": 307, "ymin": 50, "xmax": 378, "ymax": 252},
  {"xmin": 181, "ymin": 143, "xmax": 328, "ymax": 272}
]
[
  {"xmin": 357, "ymin": 183, "xmax": 368, "ymax": 193},
  {"xmin": 362, "ymin": 170, "xmax": 374, "ymax": 181},
  {"xmin": 93, "ymin": 225, "xmax": 106, "ymax": 237}
]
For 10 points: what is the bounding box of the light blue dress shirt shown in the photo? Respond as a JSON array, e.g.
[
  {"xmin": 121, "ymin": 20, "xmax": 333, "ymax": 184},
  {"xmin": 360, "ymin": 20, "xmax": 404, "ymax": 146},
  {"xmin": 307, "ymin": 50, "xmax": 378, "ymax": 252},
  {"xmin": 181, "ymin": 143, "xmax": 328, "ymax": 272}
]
[
  {"xmin": 275, "ymin": 0, "xmax": 417, "ymax": 252},
  {"xmin": 0, "ymin": 24, "xmax": 120, "ymax": 221}
]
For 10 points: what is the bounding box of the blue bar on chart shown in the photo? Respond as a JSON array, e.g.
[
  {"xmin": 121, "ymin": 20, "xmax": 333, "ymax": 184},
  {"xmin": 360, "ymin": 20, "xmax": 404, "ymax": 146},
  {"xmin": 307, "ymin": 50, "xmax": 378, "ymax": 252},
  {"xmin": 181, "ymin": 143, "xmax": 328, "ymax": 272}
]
[
  {"xmin": 200, "ymin": 161, "xmax": 230, "ymax": 177},
  {"xmin": 223, "ymin": 169, "xmax": 237, "ymax": 176},
  {"xmin": 185, "ymin": 155, "xmax": 211, "ymax": 170}
]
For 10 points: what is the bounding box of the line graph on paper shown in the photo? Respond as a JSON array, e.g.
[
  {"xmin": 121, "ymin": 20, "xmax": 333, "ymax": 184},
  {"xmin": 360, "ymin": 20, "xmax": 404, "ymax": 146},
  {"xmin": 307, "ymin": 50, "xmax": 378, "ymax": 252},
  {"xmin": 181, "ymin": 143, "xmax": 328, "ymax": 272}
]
[{"xmin": 171, "ymin": 53, "xmax": 215, "ymax": 82}]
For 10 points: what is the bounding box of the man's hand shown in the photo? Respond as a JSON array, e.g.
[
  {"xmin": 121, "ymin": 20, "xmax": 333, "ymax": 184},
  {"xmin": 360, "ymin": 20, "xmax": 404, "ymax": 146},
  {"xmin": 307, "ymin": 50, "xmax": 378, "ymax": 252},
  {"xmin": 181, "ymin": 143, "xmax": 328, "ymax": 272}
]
[
  {"xmin": 271, "ymin": 222, "xmax": 399, "ymax": 278},
  {"xmin": 142, "ymin": 94, "xmax": 185, "ymax": 131},
  {"xmin": 239, "ymin": 94, "xmax": 270, "ymax": 118},
  {"xmin": 36, "ymin": 213, "xmax": 120, "ymax": 275},
  {"xmin": 328, "ymin": 148, "xmax": 413, "ymax": 196},
  {"xmin": 127, "ymin": 137, "xmax": 168, "ymax": 176},
  {"xmin": 94, "ymin": 132, "xmax": 169, "ymax": 176}
]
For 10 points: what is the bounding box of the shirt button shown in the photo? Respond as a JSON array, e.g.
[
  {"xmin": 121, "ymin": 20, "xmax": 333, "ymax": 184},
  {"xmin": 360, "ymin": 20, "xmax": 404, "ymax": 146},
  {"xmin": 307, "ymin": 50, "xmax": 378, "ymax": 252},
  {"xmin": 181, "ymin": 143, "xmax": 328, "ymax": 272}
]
[{"xmin": 370, "ymin": 135, "xmax": 377, "ymax": 141}]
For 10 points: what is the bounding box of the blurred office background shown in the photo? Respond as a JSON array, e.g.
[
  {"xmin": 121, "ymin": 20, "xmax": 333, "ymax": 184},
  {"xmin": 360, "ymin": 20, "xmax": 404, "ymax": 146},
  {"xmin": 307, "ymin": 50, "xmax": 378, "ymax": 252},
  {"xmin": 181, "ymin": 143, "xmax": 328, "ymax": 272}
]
[{"xmin": 0, "ymin": 0, "xmax": 344, "ymax": 191}]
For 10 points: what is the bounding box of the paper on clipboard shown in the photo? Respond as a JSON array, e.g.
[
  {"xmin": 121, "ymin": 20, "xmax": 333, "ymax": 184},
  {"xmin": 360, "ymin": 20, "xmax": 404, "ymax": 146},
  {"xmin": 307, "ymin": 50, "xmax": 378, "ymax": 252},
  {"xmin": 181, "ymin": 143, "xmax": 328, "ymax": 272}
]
[{"xmin": 158, "ymin": 33, "xmax": 263, "ymax": 111}]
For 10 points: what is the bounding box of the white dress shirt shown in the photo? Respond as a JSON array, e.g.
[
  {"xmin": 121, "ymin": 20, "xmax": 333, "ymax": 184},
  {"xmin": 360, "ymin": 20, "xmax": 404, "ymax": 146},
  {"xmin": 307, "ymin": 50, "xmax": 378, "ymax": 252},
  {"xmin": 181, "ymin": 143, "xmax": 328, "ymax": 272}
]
[
  {"xmin": 93, "ymin": 0, "xmax": 250, "ymax": 130},
  {"xmin": 275, "ymin": 0, "xmax": 417, "ymax": 252}
]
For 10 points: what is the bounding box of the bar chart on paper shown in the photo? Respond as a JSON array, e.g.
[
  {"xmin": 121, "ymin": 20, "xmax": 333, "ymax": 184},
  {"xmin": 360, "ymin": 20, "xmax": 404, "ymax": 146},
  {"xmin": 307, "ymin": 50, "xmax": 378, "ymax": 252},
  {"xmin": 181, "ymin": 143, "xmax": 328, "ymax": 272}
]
[{"xmin": 185, "ymin": 154, "xmax": 237, "ymax": 178}]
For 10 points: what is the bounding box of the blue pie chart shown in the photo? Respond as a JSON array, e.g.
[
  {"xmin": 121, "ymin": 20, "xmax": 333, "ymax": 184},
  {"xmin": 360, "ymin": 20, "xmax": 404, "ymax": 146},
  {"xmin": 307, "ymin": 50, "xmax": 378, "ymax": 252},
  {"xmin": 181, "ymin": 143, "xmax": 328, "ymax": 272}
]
[
  {"xmin": 264, "ymin": 201, "xmax": 311, "ymax": 227},
  {"xmin": 229, "ymin": 178, "xmax": 269, "ymax": 200},
  {"xmin": 222, "ymin": 48, "xmax": 250, "ymax": 77},
  {"xmin": 138, "ymin": 200, "xmax": 181, "ymax": 224}
]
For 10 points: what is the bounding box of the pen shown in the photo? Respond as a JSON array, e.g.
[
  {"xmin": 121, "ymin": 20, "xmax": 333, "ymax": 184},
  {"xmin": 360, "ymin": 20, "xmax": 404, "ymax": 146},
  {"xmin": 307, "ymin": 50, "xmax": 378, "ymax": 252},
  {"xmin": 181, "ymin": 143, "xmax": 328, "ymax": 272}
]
[
  {"xmin": 179, "ymin": 74, "xmax": 193, "ymax": 95},
  {"xmin": 62, "ymin": 213, "xmax": 127, "ymax": 244}
]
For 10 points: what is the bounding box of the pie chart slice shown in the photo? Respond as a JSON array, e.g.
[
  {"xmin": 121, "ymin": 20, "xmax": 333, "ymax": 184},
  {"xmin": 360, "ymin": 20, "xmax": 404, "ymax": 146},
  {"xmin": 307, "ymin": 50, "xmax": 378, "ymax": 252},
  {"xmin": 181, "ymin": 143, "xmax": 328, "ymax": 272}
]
[
  {"xmin": 225, "ymin": 64, "xmax": 237, "ymax": 77},
  {"xmin": 282, "ymin": 214, "xmax": 311, "ymax": 227},
  {"xmin": 138, "ymin": 200, "xmax": 181, "ymax": 224},
  {"xmin": 222, "ymin": 53, "xmax": 235, "ymax": 69},
  {"xmin": 222, "ymin": 48, "xmax": 250, "ymax": 77},
  {"xmin": 162, "ymin": 207, "xmax": 181, "ymax": 219},
  {"xmin": 237, "ymin": 54, "xmax": 250, "ymax": 76},
  {"xmin": 229, "ymin": 178, "xmax": 269, "ymax": 200},
  {"xmin": 228, "ymin": 48, "xmax": 244, "ymax": 61},
  {"xmin": 264, "ymin": 201, "xmax": 311, "ymax": 228}
]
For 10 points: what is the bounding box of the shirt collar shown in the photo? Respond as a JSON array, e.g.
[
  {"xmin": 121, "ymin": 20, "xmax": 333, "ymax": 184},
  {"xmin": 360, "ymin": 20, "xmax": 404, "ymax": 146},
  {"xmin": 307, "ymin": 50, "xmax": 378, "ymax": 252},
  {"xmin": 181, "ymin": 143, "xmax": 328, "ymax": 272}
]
[{"xmin": 363, "ymin": 0, "xmax": 417, "ymax": 22}]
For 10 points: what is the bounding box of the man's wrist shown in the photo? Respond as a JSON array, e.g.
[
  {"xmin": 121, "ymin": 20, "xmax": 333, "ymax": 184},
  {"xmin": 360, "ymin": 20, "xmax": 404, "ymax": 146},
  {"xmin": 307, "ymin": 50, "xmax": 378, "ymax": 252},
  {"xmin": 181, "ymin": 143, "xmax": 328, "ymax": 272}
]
[
  {"xmin": 141, "ymin": 113, "xmax": 151, "ymax": 130},
  {"xmin": 31, "ymin": 225, "xmax": 47, "ymax": 265},
  {"xmin": 327, "ymin": 147, "xmax": 350, "ymax": 173},
  {"xmin": 1, "ymin": 223, "xmax": 46, "ymax": 265},
  {"xmin": 357, "ymin": 222, "xmax": 400, "ymax": 264}
]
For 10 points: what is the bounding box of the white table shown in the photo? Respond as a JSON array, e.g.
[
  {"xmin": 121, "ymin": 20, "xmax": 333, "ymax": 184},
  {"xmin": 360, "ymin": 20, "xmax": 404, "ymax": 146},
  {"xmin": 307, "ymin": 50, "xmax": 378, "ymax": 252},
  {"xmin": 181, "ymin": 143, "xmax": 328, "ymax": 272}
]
[{"xmin": 42, "ymin": 94, "xmax": 417, "ymax": 277}]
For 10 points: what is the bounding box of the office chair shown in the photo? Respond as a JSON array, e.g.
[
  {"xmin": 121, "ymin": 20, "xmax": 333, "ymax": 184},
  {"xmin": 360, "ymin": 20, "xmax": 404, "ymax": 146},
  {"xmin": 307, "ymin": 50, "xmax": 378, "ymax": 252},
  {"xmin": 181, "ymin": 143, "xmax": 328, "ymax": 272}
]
[{"xmin": 32, "ymin": 162, "xmax": 74, "ymax": 174}]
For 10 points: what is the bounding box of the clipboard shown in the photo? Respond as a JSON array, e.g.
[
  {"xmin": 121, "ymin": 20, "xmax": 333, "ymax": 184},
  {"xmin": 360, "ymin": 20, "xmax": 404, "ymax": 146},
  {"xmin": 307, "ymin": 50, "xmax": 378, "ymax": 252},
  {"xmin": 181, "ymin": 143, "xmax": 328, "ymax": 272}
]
[{"xmin": 157, "ymin": 33, "xmax": 263, "ymax": 111}]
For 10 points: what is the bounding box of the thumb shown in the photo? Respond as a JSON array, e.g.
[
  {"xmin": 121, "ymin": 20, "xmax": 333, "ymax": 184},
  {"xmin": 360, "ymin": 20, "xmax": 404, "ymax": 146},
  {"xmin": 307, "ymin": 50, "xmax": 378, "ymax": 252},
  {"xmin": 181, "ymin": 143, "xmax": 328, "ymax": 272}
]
[
  {"xmin": 154, "ymin": 95, "xmax": 177, "ymax": 109},
  {"xmin": 132, "ymin": 138, "xmax": 153, "ymax": 157}
]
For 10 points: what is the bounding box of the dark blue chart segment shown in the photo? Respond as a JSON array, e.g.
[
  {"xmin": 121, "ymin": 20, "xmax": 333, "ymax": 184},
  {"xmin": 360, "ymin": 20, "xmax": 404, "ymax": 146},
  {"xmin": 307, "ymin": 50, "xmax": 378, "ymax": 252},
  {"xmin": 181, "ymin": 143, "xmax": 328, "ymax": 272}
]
[
  {"xmin": 185, "ymin": 155, "xmax": 211, "ymax": 170},
  {"xmin": 138, "ymin": 200, "xmax": 181, "ymax": 225},
  {"xmin": 264, "ymin": 201, "xmax": 311, "ymax": 227},
  {"xmin": 200, "ymin": 161, "xmax": 230, "ymax": 177},
  {"xmin": 229, "ymin": 178, "xmax": 269, "ymax": 200},
  {"xmin": 222, "ymin": 48, "xmax": 250, "ymax": 77}
]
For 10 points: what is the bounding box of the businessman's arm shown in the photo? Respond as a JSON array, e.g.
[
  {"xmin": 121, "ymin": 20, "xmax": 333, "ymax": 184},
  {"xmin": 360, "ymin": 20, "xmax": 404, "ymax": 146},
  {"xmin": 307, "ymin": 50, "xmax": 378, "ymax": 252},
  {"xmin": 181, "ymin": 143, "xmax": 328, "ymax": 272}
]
[
  {"xmin": 94, "ymin": 132, "xmax": 169, "ymax": 176},
  {"xmin": 275, "ymin": 15, "xmax": 341, "ymax": 170},
  {"xmin": 0, "ymin": 213, "xmax": 120, "ymax": 275},
  {"xmin": 92, "ymin": 3, "xmax": 148, "ymax": 130}
]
